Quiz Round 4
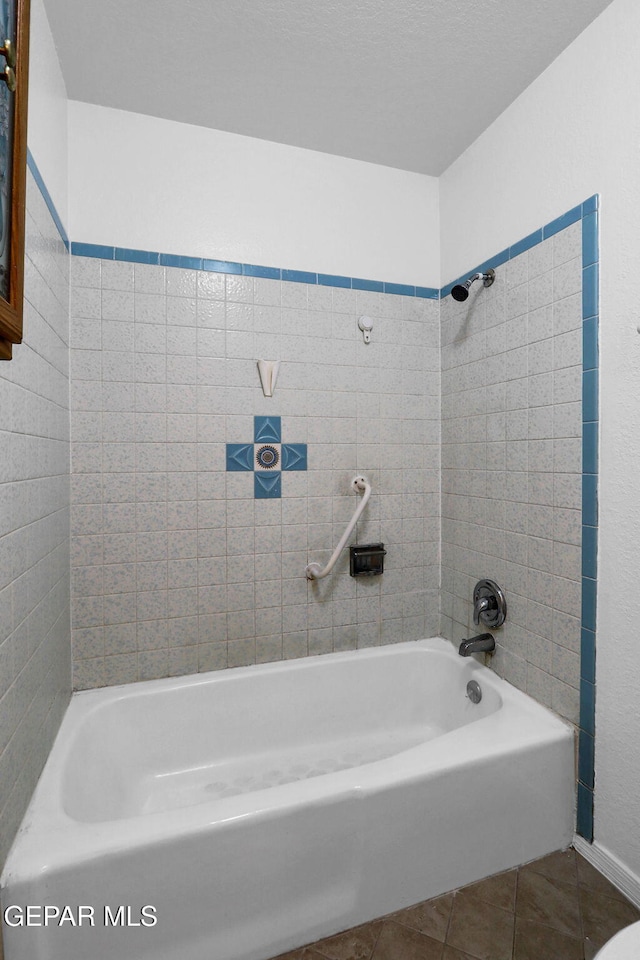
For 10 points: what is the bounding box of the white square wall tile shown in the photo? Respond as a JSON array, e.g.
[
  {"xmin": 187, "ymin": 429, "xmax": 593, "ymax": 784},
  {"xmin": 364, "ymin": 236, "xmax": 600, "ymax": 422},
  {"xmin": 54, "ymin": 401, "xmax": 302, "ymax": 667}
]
[{"xmin": 102, "ymin": 260, "xmax": 134, "ymax": 292}]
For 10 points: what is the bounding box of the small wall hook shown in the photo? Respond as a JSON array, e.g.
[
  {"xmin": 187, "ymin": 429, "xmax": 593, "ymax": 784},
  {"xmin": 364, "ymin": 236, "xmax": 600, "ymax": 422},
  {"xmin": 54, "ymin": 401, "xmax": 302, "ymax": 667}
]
[{"xmin": 358, "ymin": 316, "xmax": 373, "ymax": 344}]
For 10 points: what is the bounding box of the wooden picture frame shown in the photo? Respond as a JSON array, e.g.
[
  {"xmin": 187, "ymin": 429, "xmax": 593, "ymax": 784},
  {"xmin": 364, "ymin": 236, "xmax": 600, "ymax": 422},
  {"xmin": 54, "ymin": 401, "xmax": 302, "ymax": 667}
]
[{"xmin": 0, "ymin": 0, "xmax": 30, "ymax": 360}]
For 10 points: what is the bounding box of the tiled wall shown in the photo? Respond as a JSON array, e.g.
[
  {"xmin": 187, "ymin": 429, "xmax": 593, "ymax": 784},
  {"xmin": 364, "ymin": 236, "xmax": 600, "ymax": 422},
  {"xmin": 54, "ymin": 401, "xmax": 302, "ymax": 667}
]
[
  {"xmin": 440, "ymin": 219, "xmax": 585, "ymax": 726},
  {"xmin": 69, "ymin": 260, "xmax": 440, "ymax": 688},
  {"xmin": 66, "ymin": 199, "xmax": 598, "ymax": 841},
  {"xmin": 0, "ymin": 169, "xmax": 71, "ymax": 865}
]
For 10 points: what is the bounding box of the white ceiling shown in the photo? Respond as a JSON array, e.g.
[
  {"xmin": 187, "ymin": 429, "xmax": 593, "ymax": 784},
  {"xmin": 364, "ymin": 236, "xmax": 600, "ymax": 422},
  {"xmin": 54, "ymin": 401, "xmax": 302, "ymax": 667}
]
[{"xmin": 43, "ymin": 0, "xmax": 614, "ymax": 176}]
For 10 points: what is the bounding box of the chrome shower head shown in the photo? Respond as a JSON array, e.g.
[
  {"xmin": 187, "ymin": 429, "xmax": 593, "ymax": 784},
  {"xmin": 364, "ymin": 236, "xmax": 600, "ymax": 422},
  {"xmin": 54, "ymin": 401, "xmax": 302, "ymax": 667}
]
[
  {"xmin": 451, "ymin": 268, "xmax": 496, "ymax": 301},
  {"xmin": 451, "ymin": 282, "xmax": 471, "ymax": 302}
]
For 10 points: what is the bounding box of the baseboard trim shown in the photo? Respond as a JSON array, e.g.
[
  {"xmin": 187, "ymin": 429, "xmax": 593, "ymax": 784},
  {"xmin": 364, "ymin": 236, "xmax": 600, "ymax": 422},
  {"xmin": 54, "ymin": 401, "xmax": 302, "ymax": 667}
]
[{"xmin": 574, "ymin": 835, "xmax": 640, "ymax": 909}]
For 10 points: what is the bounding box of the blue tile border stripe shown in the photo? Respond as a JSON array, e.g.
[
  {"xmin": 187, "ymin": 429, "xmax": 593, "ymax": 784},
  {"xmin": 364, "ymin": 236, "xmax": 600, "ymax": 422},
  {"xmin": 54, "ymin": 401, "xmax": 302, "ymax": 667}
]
[
  {"xmin": 439, "ymin": 197, "xmax": 598, "ymax": 299},
  {"xmin": 69, "ymin": 241, "xmax": 440, "ymax": 300},
  {"xmin": 384, "ymin": 282, "xmax": 415, "ymax": 297},
  {"xmin": 578, "ymin": 197, "xmax": 599, "ymax": 841},
  {"xmin": 160, "ymin": 253, "xmax": 203, "ymax": 271},
  {"xmin": 543, "ymin": 203, "xmax": 583, "ymax": 239},
  {"xmin": 581, "ymin": 629, "xmax": 596, "ymax": 685},
  {"xmin": 352, "ymin": 277, "xmax": 383, "ymax": 293},
  {"xmin": 509, "ymin": 229, "xmax": 543, "ymax": 259},
  {"xmin": 583, "ymin": 316, "xmax": 599, "ymax": 372},
  {"xmin": 72, "ymin": 241, "xmax": 114, "ymax": 260},
  {"xmin": 242, "ymin": 263, "xmax": 280, "ymax": 280},
  {"xmin": 442, "ymin": 195, "xmax": 599, "ymax": 842},
  {"xmin": 203, "ymin": 258, "xmax": 242, "ymax": 275},
  {"xmin": 578, "ymin": 730, "xmax": 595, "ymax": 790},
  {"xmin": 318, "ymin": 273, "xmax": 351, "ymax": 288},
  {"xmin": 116, "ymin": 247, "xmax": 159, "ymax": 265},
  {"xmin": 577, "ymin": 782, "xmax": 594, "ymax": 840},
  {"xmin": 26, "ymin": 149, "xmax": 69, "ymax": 249}
]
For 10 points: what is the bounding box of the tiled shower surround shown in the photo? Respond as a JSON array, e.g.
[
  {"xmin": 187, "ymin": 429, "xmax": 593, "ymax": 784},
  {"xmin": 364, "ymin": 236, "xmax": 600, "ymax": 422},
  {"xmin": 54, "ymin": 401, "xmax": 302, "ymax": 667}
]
[
  {"xmin": 69, "ymin": 263, "xmax": 441, "ymax": 688},
  {"xmin": 68, "ymin": 218, "xmax": 589, "ymax": 744},
  {"xmin": 440, "ymin": 221, "xmax": 584, "ymax": 725},
  {"xmin": 0, "ymin": 170, "xmax": 71, "ymax": 865}
]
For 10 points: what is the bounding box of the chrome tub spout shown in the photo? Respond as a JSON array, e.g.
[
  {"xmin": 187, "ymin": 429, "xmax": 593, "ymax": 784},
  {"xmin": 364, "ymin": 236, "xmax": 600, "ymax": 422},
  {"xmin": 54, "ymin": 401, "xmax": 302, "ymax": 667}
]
[{"xmin": 458, "ymin": 633, "xmax": 495, "ymax": 657}]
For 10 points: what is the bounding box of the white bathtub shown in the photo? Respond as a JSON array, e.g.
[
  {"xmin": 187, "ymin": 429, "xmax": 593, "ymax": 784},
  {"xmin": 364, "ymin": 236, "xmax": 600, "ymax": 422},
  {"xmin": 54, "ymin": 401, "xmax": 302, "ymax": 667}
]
[{"xmin": 1, "ymin": 638, "xmax": 574, "ymax": 960}]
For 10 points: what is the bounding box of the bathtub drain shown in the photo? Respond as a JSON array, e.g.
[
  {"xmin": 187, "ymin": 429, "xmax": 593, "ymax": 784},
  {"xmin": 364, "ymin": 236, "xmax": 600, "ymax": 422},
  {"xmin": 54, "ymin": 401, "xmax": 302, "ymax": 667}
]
[{"xmin": 466, "ymin": 680, "xmax": 482, "ymax": 704}]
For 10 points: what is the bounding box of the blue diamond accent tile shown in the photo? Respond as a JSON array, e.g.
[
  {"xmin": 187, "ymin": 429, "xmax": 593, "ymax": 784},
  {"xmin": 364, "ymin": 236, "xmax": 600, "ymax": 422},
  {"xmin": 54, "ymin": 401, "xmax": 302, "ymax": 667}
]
[
  {"xmin": 255, "ymin": 471, "xmax": 281, "ymax": 499},
  {"xmin": 281, "ymin": 444, "xmax": 308, "ymax": 471},
  {"xmin": 226, "ymin": 443, "xmax": 254, "ymax": 471},
  {"xmin": 255, "ymin": 416, "xmax": 281, "ymax": 443}
]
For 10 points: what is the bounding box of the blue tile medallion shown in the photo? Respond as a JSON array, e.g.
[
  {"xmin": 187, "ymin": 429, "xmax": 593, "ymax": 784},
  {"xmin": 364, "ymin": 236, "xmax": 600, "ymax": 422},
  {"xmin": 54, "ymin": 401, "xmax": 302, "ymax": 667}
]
[{"xmin": 226, "ymin": 417, "xmax": 307, "ymax": 499}]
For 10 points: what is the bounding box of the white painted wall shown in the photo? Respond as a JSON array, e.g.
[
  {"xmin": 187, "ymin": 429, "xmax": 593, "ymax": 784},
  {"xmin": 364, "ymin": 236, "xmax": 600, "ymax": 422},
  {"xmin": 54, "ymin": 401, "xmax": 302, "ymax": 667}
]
[
  {"xmin": 27, "ymin": 0, "xmax": 68, "ymax": 228},
  {"xmin": 67, "ymin": 101, "xmax": 440, "ymax": 287},
  {"xmin": 440, "ymin": 0, "xmax": 640, "ymax": 886}
]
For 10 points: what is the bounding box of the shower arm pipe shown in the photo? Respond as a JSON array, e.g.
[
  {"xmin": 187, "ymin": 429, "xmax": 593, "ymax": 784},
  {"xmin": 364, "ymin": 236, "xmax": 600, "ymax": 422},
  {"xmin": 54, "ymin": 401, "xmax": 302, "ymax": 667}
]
[{"xmin": 305, "ymin": 476, "xmax": 371, "ymax": 580}]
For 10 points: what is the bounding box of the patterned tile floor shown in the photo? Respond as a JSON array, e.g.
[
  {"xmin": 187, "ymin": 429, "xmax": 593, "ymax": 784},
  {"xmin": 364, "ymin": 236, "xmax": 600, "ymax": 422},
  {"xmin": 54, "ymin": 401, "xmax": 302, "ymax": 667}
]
[{"xmin": 271, "ymin": 849, "xmax": 640, "ymax": 960}]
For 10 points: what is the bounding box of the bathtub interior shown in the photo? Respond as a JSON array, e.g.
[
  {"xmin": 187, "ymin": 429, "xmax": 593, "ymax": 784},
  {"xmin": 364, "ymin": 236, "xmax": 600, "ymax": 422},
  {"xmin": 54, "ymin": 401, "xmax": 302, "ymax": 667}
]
[{"xmin": 62, "ymin": 645, "xmax": 503, "ymax": 823}]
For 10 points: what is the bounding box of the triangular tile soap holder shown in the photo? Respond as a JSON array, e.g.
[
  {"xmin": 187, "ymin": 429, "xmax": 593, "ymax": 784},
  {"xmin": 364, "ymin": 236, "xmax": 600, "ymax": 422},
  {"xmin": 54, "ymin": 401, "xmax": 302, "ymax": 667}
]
[{"xmin": 257, "ymin": 360, "xmax": 281, "ymax": 397}]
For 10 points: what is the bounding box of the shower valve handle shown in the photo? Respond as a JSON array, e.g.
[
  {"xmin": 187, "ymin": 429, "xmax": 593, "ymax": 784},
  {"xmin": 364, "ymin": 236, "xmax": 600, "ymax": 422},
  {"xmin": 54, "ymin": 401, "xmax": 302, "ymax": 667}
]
[{"xmin": 472, "ymin": 579, "xmax": 507, "ymax": 629}]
